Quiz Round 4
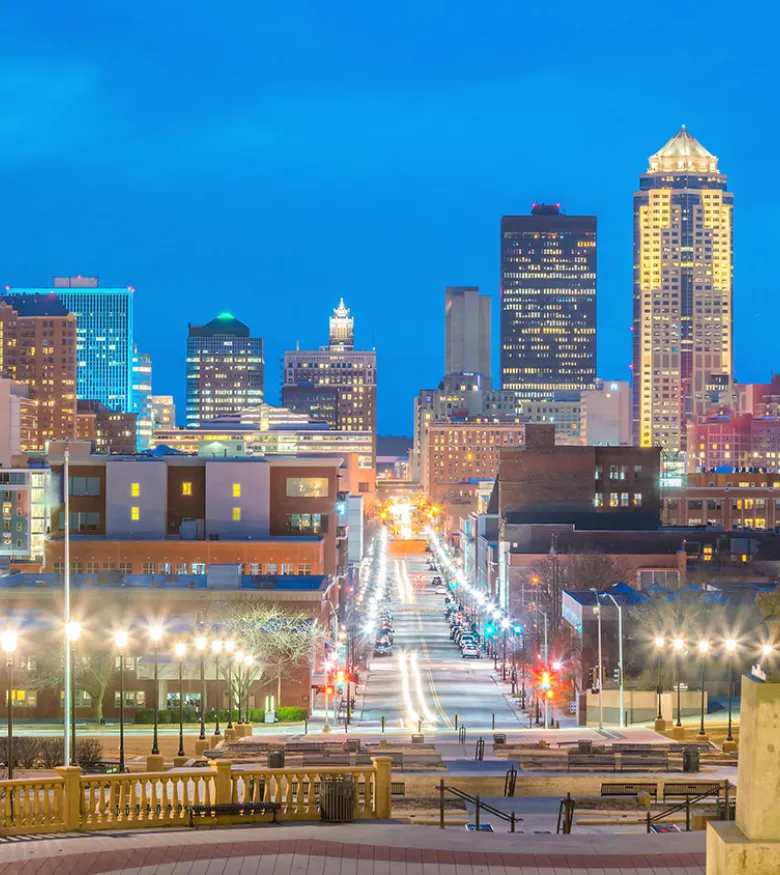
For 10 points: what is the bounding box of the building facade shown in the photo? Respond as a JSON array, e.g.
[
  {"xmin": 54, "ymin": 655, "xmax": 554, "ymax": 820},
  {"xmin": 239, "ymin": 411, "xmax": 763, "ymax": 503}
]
[
  {"xmin": 0, "ymin": 465, "xmax": 48, "ymax": 562},
  {"xmin": 500, "ymin": 204, "xmax": 597, "ymax": 399},
  {"xmin": 632, "ymin": 128, "xmax": 733, "ymax": 452},
  {"xmin": 76, "ymin": 400, "xmax": 138, "ymax": 454},
  {"xmin": 8, "ymin": 277, "xmax": 135, "ymax": 412},
  {"xmin": 186, "ymin": 313, "xmax": 264, "ymax": 427},
  {"xmin": 131, "ymin": 346, "xmax": 153, "ymax": 450},
  {"xmin": 444, "ymin": 286, "xmax": 491, "ymax": 384},
  {"xmin": 0, "ymin": 294, "xmax": 77, "ymax": 450},
  {"xmin": 687, "ymin": 415, "xmax": 780, "ymax": 473},
  {"xmin": 151, "ymin": 395, "xmax": 176, "ymax": 429},
  {"xmin": 0, "ymin": 379, "xmax": 37, "ymax": 465},
  {"xmin": 663, "ymin": 471, "xmax": 780, "ymax": 530}
]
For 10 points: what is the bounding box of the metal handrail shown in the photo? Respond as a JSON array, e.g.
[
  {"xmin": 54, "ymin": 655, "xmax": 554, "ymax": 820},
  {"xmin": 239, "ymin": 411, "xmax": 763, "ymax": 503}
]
[
  {"xmin": 647, "ymin": 782, "xmax": 732, "ymax": 832},
  {"xmin": 435, "ymin": 780, "xmax": 521, "ymax": 831}
]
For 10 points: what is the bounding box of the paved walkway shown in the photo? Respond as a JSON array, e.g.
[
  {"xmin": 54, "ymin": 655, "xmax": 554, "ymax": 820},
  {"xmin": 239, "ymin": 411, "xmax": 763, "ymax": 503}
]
[{"xmin": 0, "ymin": 823, "xmax": 706, "ymax": 874}]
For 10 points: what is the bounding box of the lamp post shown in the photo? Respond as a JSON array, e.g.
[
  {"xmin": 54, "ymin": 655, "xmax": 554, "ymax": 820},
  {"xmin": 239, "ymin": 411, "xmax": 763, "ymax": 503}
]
[
  {"xmin": 673, "ymin": 637, "xmax": 684, "ymax": 732},
  {"xmin": 601, "ymin": 592, "xmax": 625, "ymax": 728},
  {"xmin": 224, "ymin": 640, "xmax": 235, "ymax": 731},
  {"xmin": 501, "ymin": 618, "xmax": 510, "ymax": 680},
  {"xmin": 590, "ymin": 588, "xmax": 603, "ymax": 730},
  {"xmin": 149, "ymin": 625, "xmax": 163, "ymax": 756},
  {"xmin": 697, "ymin": 641, "xmax": 709, "ymax": 738},
  {"xmin": 65, "ymin": 622, "xmax": 81, "ymax": 764},
  {"xmin": 211, "ymin": 639, "xmax": 223, "ymax": 736},
  {"xmin": 654, "ymin": 636, "xmax": 665, "ymax": 728},
  {"xmin": 174, "ymin": 642, "xmax": 186, "ymax": 758},
  {"xmin": 234, "ymin": 650, "xmax": 244, "ymax": 724},
  {"xmin": 114, "ymin": 630, "xmax": 129, "ymax": 773},
  {"xmin": 244, "ymin": 654, "xmax": 254, "ymax": 722},
  {"xmin": 195, "ymin": 635, "xmax": 207, "ymax": 740},
  {"xmin": 725, "ymin": 638, "xmax": 737, "ymax": 747},
  {"xmin": 2, "ymin": 631, "xmax": 18, "ymax": 780}
]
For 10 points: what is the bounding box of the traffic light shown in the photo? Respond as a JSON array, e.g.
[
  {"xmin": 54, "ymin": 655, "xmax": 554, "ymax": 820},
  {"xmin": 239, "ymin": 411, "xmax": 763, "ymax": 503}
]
[
  {"xmin": 324, "ymin": 685, "xmax": 335, "ymax": 696},
  {"xmin": 540, "ymin": 671, "xmax": 551, "ymax": 692},
  {"xmin": 336, "ymin": 671, "xmax": 346, "ymax": 692},
  {"xmin": 484, "ymin": 623, "xmax": 495, "ymax": 637},
  {"xmin": 612, "ymin": 667, "xmax": 622, "ymax": 685}
]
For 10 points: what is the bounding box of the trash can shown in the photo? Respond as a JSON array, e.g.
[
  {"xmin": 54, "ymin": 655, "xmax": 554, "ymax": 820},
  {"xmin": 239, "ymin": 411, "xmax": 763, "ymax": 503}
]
[
  {"xmin": 682, "ymin": 748, "xmax": 700, "ymax": 773},
  {"xmin": 577, "ymin": 739, "xmax": 593, "ymax": 754},
  {"xmin": 268, "ymin": 749, "xmax": 285, "ymax": 769},
  {"xmin": 493, "ymin": 733, "xmax": 507, "ymax": 746},
  {"xmin": 320, "ymin": 774, "xmax": 355, "ymax": 822},
  {"xmin": 717, "ymin": 798, "xmax": 736, "ymax": 821},
  {"xmin": 411, "ymin": 734, "xmax": 425, "ymax": 744},
  {"xmin": 345, "ymin": 739, "xmax": 361, "ymax": 753}
]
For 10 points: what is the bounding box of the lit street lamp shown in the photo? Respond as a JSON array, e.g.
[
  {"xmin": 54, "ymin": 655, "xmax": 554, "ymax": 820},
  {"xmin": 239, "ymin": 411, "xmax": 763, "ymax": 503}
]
[
  {"xmin": 174, "ymin": 642, "xmax": 186, "ymax": 758},
  {"xmin": 224, "ymin": 640, "xmax": 235, "ymax": 730},
  {"xmin": 149, "ymin": 625, "xmax": 163, "ymax": 756},
  {"xmin": 654, "ymin": 636, "xmax": 665, "ymax": 727},
  {"xmin": 590, "ymin": 588, "xmax": 603, "ymax": 730},
  {"xmin": 114, "ymin": 630, "xmax": 129, "ymax": 773},
  {"xmin": 2, "ymin": 631, "xmax": 18, "ymax": 779},
  {"xmin": 673, "ymin": 637, "xmax": 684, "ymax": 729},
  {"xmin": 66, "ymin": 622, "xmax": 81, "ymax": 764},
  {"xmin": 211, "ymin": 639, "xmax": 223, "ymax": 736},
  {"xmin": 725, "ymin": 638, "xmax": 737, "ymax": 745},
  {"xmin": 697, "ymin": 641, "xmax": 709, "ymax": 738},
  {"xmin": 243, "ymin": 654, "xmax": 254, "ymax": 722},
  {"xmin": 234, "ymin": 650, "xmax": 244, "ymax": 724},
  {"xmin": 195, "ymin": 635, "xmax": 207, "ymax": 740}
]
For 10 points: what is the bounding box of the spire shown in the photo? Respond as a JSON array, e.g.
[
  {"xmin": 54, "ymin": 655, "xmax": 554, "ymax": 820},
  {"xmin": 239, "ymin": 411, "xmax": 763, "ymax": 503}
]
[
  {"xmin": 329, "ymin": 297, "xmax": 354, "ymax": 350},
  {"xmin": 648, "ymin": 127, "xmax": 719, "ymax": 173}
]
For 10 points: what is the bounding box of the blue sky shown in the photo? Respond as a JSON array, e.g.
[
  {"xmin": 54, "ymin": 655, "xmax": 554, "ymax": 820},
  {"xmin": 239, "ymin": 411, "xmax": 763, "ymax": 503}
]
[{"xmin": 1, "ymin": 1, "xmax": 777, "ymax": 433}]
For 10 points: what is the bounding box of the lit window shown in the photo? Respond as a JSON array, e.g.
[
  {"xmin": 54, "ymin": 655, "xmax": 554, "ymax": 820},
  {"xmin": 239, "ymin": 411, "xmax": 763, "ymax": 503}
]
[
  {"xmin": 131, "ymin": 507, "xmax": 140, "ymax": 521},
  {"xmin": 233, "ymin": 507, "xmax": 241, "ymax": 521},
  {"xmin": 232, "ymin": 483, "xmax": 241, "ymax": 498},
  {"xmin": 130, "ymin": 482, "xmax": 140, "ymax": 497},
  {"xmin": 182, "ymin": 482, "xmax": 192, "ymax": 496}
]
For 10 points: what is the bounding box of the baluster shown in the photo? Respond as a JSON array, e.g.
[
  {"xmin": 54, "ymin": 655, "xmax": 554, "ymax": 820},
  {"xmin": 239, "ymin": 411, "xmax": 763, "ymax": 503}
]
[
  {"xmin": 98, "ymin": 781, "xmax": 107, "ymax": 824},
  {"xmin": 181, "ymin": 775, "xmax": 191, "ymax": 816},
  {"xmin": 161, "ymin": 776, "xmax": 170, "ymax": 820}
]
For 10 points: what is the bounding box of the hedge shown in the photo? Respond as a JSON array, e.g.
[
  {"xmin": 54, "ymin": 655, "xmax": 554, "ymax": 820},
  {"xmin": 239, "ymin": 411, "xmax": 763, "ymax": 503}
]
[{"xmin": 133, "ymin": 706, "xmax": 308, "ymax": 725}]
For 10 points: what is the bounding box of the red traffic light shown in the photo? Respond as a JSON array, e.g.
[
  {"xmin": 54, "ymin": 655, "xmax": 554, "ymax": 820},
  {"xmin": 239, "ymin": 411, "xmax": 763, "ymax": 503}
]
[{"xmin": 324, "ymin": 685, "xmax": 335, "ymax": 696}]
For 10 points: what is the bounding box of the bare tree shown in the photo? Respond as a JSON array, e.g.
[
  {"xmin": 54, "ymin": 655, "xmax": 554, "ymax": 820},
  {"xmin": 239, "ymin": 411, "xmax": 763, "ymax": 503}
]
[{"xmin": 32, "ymin": 650, "xmax": 116, "ymax": 723}]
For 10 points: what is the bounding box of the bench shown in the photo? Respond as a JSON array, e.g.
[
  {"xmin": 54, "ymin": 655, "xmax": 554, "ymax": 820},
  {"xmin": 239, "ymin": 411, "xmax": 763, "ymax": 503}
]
[
  {"xmin": 567, "ymin": 754, "xmax": 616, "ymax": 771},
  {"xmin": 669, "ymin": 744, "xmax": 711, "ymax": 753},
  {"xmin": 188, "ymin": 802, "xmax": 280, "ymax": 827},
  {"xmin": 620, "ymin": 754, "xmax": 669, "ymax": 771},
  {"xmin": 601, "ymin": 782, "xmax": 658, "ymax": 800},
  {"xmin": 80, "ymin": 760, "xmax": 128, "ymax": 774},
  {"xmin": 612, "ymin": 744, "xmax": 654, "ymax": 753},
  {"xmin": 662, "ymin": 782, "xmax": 722, "ymax": 802}
]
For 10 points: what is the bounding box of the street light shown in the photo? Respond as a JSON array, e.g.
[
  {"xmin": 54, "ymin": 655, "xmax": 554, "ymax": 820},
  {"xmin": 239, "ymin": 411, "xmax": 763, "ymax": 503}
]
[
  {"xmin": 195, "ymin": 635, "xmax": 207, "ymax": 740},
  {"xmin": 65, "ymin": 622, "xmax": 81, "ymax": 764},
  {"xmin": 211, "ymin": 639, "xmax": 223, "ymax": 736},
  {"xmin": 501, "ymin": 617, "xmax": 510, "ymax": 680},
  {"xmin": 654, "ymin": 636, "xmax": 665, "ymax": 727},
  {"xmin": 149, "ymin": 625, "xmax": 163, "ymax": 756},
  {"xmin": 697, "ymin": 641, "xmax": 709, "ymax": 738},
  {"xmin": 243, "ymin": 654, "xmax": 254, "ymax": 723},
  {"xmin": 673, "ymin": 637, "xmax": 684, "ymax": 729},
  {"xmin": 174, "ymin": 642, "xmax": 186, "ymax": 758},
  {"xmin": 114, "ymin": 630, "xmax": 129, "ymax": 773},
  {"xmin": 601, "ymin": 592, "xmax": 624, "ymax": 728},
  {"xmin": 2, "ymin": 631, "xmax": 18, "ymax": 779},
  {"xmin": 234, "ymin": 650, "xmax": 244, "ymax": 724},
  {"xmin": 590, "ymin": 588, "xmax": 603, "ymax": 730},
  {"xmin": 224, "ymin": 640, "xmax": 235, "ymax": 730},
  {"xmin": 725, "ymin": 638, "xmax": 737, "ymax": 744}
]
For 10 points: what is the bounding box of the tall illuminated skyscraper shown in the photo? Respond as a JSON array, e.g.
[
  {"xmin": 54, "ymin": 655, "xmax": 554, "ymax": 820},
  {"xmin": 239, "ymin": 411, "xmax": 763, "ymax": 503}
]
[
  {"xmin": 632, "ymin": 128, "xmax": 733, "ymax": 452},
  {"xmin": 500, "ymin": 204, "xmax": 596, "ymax": 399}
]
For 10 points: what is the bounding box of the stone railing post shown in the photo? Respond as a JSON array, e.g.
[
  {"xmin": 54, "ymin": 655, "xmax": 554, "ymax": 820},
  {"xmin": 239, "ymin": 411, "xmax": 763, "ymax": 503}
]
[
  {"xmin": 56, "ymin": 766, "xmax": 82, "ymax": 831},
  {"xmin": 371, "ymin": 756, "xmax": 392, "ymax": 818},
  {"xmin": 211, "ymin": 759, "xmax": 233, "ymax": 805}
]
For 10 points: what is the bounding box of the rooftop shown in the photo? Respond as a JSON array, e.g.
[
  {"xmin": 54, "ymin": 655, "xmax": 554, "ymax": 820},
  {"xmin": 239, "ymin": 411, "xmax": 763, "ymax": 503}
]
[
  {"xmin": 648, "ymin": 126, "xmax": 720, "ymax": 173},
  {"xmin": 0, "ymin": 571, "xmax": 330, "ymax": 592},
  {"xmin": 0, "ymin": 292, "xmax": 71, "ymax": 317}
]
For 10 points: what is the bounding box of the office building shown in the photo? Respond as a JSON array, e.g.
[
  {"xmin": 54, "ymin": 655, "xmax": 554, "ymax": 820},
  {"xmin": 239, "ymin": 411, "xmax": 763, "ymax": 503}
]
[
  {"xmin": 632, "ymin": 128, "xmax": 733, "ymax": 452},
  {"xmin": 500, "ymin": 204, "xmax": 597, "ymax": 399},
  {"xmin": 445, "ymin": 286, "xmax": 491, "ymax": 384},
  {"xmin": 131, "ymin": 347, "xmax": 153, "ymax": 450},
  {"xmin": 0, "ymin": 379, "xmax": 37, "ymax": 465},
  {"xmin": 186, "ymin": 313, "xmax": 264, "ymax": 427},
  {"xmin": 687, "ymin": 414, "xmax": 780, "ymax": 473},
  {"xmin": 0, "ymin": 465, "xmax": 48, "ymax": 562},
  {"xmin": 7, "ymin": 277, "xmax": 135, "ymax": 412},
  {"xmin": 581, "ymin": 380, "xmax": 632, "ymax": 446},
  {"xmin": 282, "ymin": 300, "xmax": 376, "ymax": 441},
  {"xmin": 151, "ymin": 395, "xmax": 176, "ymax": 429},
  {"xmin": 76, "ymin": 399, "xmax": 138, "ymax": 454},
  {"xmin": 0, "ymin": 293, "xmax": 77, "ymax": 450}
]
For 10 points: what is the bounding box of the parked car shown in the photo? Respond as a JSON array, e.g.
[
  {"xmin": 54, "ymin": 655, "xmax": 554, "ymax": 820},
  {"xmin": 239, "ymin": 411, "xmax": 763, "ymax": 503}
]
[
  {"xmin": 462, "ymin": 643, "xmax": 480, "ymax": 659},
  {"xmin": 374, "ymin": 641, "xmax": 393, "ymax": 657},
  {"xmin": 435, "ymin": 585, "xmax": 447, "ymax": 595}
]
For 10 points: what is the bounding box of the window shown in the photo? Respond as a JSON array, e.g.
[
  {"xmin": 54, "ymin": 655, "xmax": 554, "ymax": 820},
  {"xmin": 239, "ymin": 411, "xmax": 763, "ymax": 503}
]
[
  {"xmin": 594, "ymin": 465, "xmax": 602, "ymax": 480},
  {"xmin": 103, "ymin": 562, "xmax": 116, "ymax": 570},
  {"xmin": 702, "ymin": 545, "xmax": 713, "ymax": 561},
  {"xmin": 232, "ymin": 507, "xmax": 241, "ymax": 521},
  {"xmin": 182, "ymin": 482, "xmax": 192, "ymax": 496},
  {"xmin": 358, "ymin": 482, "xmax": 369, "ymax": 493},
  {"xmin": 114, "ymin": 691, "xmax": 145, "ymax": 707},
  {"xmin": 632, "ymin": 493, "xmax": 642, "ymax": 507},
  {"xmin": 192, "ymin": 563, "xmax": 205, "ymax": 574},
  {"xmin": 593, "ymin": 492, "xmax": 603, "ymax": 508},
  {"xmin": 280, "ymin": 563, "xmax": 295, "ymax": 575},
  {"xmin": 265, "ymin": 563, "xmax": 278, "ymax": 574},
  {"xmin": 688, "ymin": 500, "xmax": 703, "ymax": 511},
  {"xmin": 287, "ymin": 513, "xmax": 327, "ymax": 534},
  {"xmin": 286, "ymin": 477, "xmax": 329, "ymax": 498},
  {"xmin": 297, "ymin": 563, "xmax": 312, "ymax": 575},
  {"xmin": 175, "ymin": 563, "xmax": 188, "ymax": 574},
  {"xmin": 86, "ymin": 562, "xmax": 99, "ymax": 574},
  {"xmin": 159, "ymin": 562, "xmax": 171, "ymax": 574},
  {"xmin": 131, "ymin": 482, "xmax": 140, "ymax": 497},
  {"xmin": 143, "ymin": 562, "xmax": 156, "ymax": 574},
  {"xmin": 6, "ymin": 690, "xmax": 37, "ymax": 708},
  {"xmin": 68, "ymin": 477, "xmax": 101, "ymax": 497},
  {"xmin": 119, "ymin": 562, "xmax": 132, "ymax": 574},
  {"xmin": 232, "ymin": 483, "xmax": 241, "ymax": 498},
  {"xmin": 131, "ymin": 506, "xmax": 140, "ymax": 521},
  {"xmin": 620, "ymin": 492, "xmax": 630, "ymax": 507},
  {"xmin": 707, "ymin": 500, "xmax": 721, "ymax": 511},
  {"xmin": 609, "ymin": 493, "xmax": 619, "ymax": 507},
  {"xmin": 58, "ymin": 511, "xmax": 101, "ymax": 531}
]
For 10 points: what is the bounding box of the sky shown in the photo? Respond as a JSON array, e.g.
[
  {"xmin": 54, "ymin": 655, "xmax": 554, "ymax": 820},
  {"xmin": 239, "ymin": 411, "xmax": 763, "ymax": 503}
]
[{"xmin": 1, "ymin": 1, "xmax": 778, "ymax": 435}]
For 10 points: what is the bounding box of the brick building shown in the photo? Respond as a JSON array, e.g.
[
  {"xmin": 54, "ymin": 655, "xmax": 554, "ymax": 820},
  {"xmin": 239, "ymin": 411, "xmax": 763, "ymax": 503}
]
[
  {"xmin": 76, "ymin": 399, "xmax": 138, "ymax": 454},
  {"xmin": 687, "ymin": 414, "xmax": 780, "ymax": 473},
  {"xmin": 663, "ymin": 471, "xmax": 780, "ymax": 530}
]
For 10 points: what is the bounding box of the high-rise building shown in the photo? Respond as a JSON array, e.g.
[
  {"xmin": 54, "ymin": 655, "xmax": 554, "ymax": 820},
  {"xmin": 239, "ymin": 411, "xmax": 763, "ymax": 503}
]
[
  {"xmin": 7, "ymin": 277, "xmax": 135, "ymax": 412},
  {"xmin": 131, "ymin": 346, "xmax": 153, "ymax": 450},
  {"xmin": 445, "ymin": 286, "xmax": 491, "ymax": 384},
  {"xmin": 500, "ymin": 204, "xmax": 597, "ymax": 399},
  {"xmin": 0, "ymin": 379, "xmax": 38, "ymax": 465},
  {"xmin": 0, "ymin": 293, "xmax": 77, "ymax": 449},
  {"xmin": 76, "ymin": 399, "xmax": 138, "ymax": 454},
  {"xmin": 186, "ymin": 313, "xmax": 264, "ymax": 428},
  {"xmin": 151, "ymin": 395, "xmax": 176, "ymax": 429},
  {"xmin": 632, "ymin": 128, "xmax": 733, "ymax": 452},
  {"xmin": 282, "ymin": 300, "xmax": 376, "ymax": 443}
]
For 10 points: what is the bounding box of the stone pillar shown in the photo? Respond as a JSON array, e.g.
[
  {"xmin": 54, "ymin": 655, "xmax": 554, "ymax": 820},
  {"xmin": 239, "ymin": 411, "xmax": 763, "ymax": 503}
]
[
  {"xmin": 707, "ymin": 677, "xmax": 780, "ymax": 874},
  {"xmin": 371, "ymin": 756, "xmax": 393, "ymax": 818},
  {"xmin": 56, "ymin": 765, "xmax": 82, "ymax": 831},
  {"xmin": 146, "ymin": 754, "xmax": 165, "ymax": 771},
  {"xmin": 211, "ymin": 759, "xmax": 234, "ymax": 805}
]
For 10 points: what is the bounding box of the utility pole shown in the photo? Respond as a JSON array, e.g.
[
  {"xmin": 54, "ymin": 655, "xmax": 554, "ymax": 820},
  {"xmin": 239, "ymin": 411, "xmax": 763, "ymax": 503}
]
[{"xmin": 590, "ymin": 588, "xmax": 604, "ymax": 730}]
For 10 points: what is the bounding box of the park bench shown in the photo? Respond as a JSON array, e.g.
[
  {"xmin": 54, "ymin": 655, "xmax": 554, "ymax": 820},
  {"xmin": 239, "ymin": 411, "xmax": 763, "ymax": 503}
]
[
  {"xmin": 80, "ymin": 761, "xmax": 128, "ymax": 774},
  {"xmin": 662, "ymin": 782, "xmax": 722, "ymax": 802},
  {"xmin": 187, "ymin": 801, "xmax": 280, "ymax": 827},
  {"xmin": 601, "ymin": 782, "xmax": 658, "ymax": 799},
  {"xmin": 612, "ymin": 743, "xmax": 654, "ymax": 753},
  {"xmin": 668, "ymin": 743, "xmax": 712, "ymax": 753},
  {"xmin": 567, "ymin": 753, "xmax": 616, "ymax": 771},
  {"xmin": 620, "ymin": 753, "xmax": 669, "ymax": 771}
]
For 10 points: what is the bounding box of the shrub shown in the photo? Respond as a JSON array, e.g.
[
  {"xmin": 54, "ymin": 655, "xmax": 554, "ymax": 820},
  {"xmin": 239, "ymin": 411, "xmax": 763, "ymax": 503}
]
[
  {"xmin": 134, "ymin": 709, "xmax": 154, "ymax": 724},
  {"xmin": 247, "ymin": 709, "xmax": 266, "ymax": 723},
  {"xmin": 77, "ymin": 738, "xmax": 103, "ymax": 765},
  {"xmin": 275, "ymin": 706, "xmax": 308, "ymax": 722},
  {"xmin": 157, "ymin": 710, "xmax": 172, "ymax": 724},
  {"xmin": 182, "ymin": 708, "xmax": 200, "ymax": 724},
  {"xmin": 39, "ymin": 738, "xmax": 63, "ymax": 769},
  {"xmin": 14, "ymin": 737, "xmax": 40, "ymax": 769}
]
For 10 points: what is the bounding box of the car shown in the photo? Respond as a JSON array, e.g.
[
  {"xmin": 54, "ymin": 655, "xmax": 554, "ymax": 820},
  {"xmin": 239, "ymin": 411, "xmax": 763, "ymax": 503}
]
[
  {"xmin": 462, "ymin": 643, "xmax": 480, "ymax": 659},
  {"xmin": 459, "ymin": 634, "xmax": 479, "ymax": 647},
  {"xmin": 374, "ymin": 642, "xmax": 392, "ymax": 657},
  {"xmin": 435, "ymin": 585, "xmax": 447, "ymax": 595}
]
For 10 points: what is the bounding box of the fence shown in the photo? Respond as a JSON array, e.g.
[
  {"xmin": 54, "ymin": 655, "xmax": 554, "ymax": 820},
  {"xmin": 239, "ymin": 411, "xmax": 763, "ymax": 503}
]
[{"xmin": 0, "ymin": 756, "xmax": 393, "ymax": 835}]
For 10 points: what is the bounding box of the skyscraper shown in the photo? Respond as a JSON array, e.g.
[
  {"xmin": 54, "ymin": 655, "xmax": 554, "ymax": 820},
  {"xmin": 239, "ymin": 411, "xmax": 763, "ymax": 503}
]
[
  {"xmin": 500, "ymin": 205, "xmax": 597, "ymax": 399},
  {"xmin": 444, "ymin": 286, "xmax": 491, "ymax": 385},
  {"xmin": 7, "ymin": 277, "xmax": 135, "ymax": 412},
  {"xmin": 632, "ymin": 128, "xmax": 733, "ymax": 452},
  {"xmin": 131, "ymin": 346, "xmax": 153, "ymax": 450},
  {"xmin": 186, "ymin": 313, "xmax": 264, "ymax": 427},
  {"xmin": 151, "ymin": 395, "xmax": 176, "ymax": 429}
]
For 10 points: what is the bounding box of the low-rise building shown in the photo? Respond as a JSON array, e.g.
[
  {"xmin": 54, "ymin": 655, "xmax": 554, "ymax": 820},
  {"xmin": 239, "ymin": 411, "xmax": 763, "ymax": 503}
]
[{"xmin": 687, "ymin": 414, "xmax": 780, "ymax": 472}]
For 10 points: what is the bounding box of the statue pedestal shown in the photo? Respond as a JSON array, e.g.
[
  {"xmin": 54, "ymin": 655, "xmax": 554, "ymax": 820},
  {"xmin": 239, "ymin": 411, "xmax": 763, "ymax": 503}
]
[
  {"xmin": 707, "ymin": 677, "xmax": 780, "ymax": 874},
  {"xmin": 653, "ymin": 717, "xmax": 667, "ymax": 732}
]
